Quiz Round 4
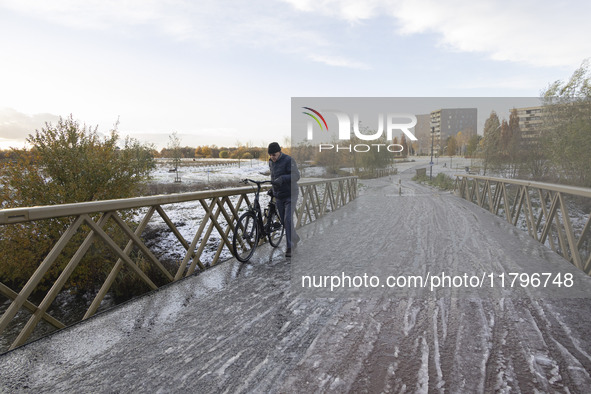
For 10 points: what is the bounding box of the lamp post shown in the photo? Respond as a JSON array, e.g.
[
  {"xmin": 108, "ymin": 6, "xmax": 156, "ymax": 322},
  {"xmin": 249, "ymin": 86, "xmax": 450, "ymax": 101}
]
[
  {"xmin": 430, "ymin": 126, "xmax": 435, "ymax": 180},
  {"xmin": 450, "ymin": 147, "xmax": 453, "ymax": 169}
]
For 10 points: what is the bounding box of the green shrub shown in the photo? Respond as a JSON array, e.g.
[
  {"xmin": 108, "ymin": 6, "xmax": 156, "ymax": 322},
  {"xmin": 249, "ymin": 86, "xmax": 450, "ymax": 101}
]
[
  {"xmin": 433, "ymin": 173, "xmax": 455, "ymax": 190},
  {"xmin": 412, "ymin": 172, "xmax": 455, "ymax": 190},
  {"xmin": 0, "ymin": 116, "xmax": 155, "ymax": 294}
]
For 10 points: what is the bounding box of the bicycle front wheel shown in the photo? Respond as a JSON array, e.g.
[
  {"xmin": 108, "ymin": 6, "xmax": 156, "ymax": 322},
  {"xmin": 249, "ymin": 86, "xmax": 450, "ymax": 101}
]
[
  {"xmin": 267, "ymin": 209, "xmax": 284, "ymax": 247},
  {"xmin": 233, "ymin": 211, "xmax": 259, "ymax": 262}
]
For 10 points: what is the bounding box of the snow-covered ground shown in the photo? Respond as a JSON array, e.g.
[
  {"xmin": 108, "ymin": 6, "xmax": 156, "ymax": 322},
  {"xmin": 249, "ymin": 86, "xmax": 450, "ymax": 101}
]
[
  {"xmin": 3, "ymin": 169, "xmax": 591, "ymax": 393},
  {"xmin": 149, "ymin": 156, "xmax": 473, "ymax": 187},
  {"xmin": 416, "ymin": 156, "xmax": 591, "ymax": 262},
  {"xmin": 149, "ymin": 156, "xmax": 478, "ymax": 187},
  {"xmin": 150, "ymin": 158, "xmax": 271, "ymax": 185},
  {"xmin": 392, "ymin": 155, "xmax": 476, "ymax": 178},
  {"xmin": 150, "ymin": 158, "xmax": 330, "ymax": 186}
]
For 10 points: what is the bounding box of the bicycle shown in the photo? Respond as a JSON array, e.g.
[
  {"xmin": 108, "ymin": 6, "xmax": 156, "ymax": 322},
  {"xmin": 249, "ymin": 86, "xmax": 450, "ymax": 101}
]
[{"xmin": 232, "ymin": 179, "xmax": 284, "ymax": 262}]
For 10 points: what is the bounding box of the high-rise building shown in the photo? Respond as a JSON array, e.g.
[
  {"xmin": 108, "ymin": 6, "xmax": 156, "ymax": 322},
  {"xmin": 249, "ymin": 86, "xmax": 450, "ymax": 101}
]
[{"xmin": 429, "ymin": 108, "xmax": 477, "ymax": 155}]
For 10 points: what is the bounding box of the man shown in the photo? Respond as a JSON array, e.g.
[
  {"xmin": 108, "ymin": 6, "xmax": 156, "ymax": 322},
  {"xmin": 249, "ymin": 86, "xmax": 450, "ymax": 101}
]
[{"xmin": 268, "ymin": 142, "xmax": 300, "ymax": 257}]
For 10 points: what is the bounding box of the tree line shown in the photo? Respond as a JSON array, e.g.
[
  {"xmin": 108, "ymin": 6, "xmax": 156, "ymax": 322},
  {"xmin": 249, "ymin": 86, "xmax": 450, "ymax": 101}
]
[
  {"xmin": 480, "ymin": 60, "xmax": 591, "ymax": 188},
  {"xmin": 157, "ymin": 144, "xmax": 267, "ymax": 160}
]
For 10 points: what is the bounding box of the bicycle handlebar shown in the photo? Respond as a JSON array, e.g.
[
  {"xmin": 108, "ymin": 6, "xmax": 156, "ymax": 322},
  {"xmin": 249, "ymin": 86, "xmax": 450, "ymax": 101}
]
[{"xmin": 242, "ymin": 178, "xmax": 272, "ymax": 186}]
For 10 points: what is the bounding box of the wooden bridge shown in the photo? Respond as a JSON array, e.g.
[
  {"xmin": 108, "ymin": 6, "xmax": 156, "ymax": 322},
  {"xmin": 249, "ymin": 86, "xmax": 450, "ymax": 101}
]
[{"xmin": 1, "ymin": 168, "xmax": 591, "ymax": 393}]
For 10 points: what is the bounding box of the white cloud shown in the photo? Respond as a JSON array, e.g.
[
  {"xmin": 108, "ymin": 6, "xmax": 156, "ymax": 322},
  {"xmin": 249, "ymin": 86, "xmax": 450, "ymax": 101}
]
[
  {"xmin": 2, "ymin": 0, "xmax": 587, "ymax": 152},
  {"xmin": 282, "ymin": 0, "xmax": 591, "ymax": 68},
  {"xmin": 3, "ymin": 0, "xmax": 588, "ymax": 69},
  {"xmin": 0, "ymin": 0, "xmax": 361, "ymax": 68},
  {"xmin": 0, "ymin": 0, "xmax": 182, "ymax": 32},
  {"xmin": 282, "ymin": 0, "xmax": 382, "ymax": 22},
  {"xmin": 393, "ymin": 0, "xmax": 590, "ymax": 68},
  {"xmin": 453, "ymin": 75, "xmax": 549, "ymax": 91},
  {"xmin": 307, "ymin": 54, "xmax": 372, "ymax": 69}
]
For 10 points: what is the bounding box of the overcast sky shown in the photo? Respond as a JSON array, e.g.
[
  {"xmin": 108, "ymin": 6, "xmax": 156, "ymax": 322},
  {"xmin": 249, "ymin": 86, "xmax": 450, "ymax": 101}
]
[{"xmin": 0, "ymin": 0, "xmax": 589, "ymax": 150}]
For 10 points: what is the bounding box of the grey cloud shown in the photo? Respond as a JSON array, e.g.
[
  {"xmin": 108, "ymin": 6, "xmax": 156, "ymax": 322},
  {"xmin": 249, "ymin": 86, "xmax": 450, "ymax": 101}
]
[{"xmin": 0, "ymin": 108, "xmax": 61, "ymax": 143}]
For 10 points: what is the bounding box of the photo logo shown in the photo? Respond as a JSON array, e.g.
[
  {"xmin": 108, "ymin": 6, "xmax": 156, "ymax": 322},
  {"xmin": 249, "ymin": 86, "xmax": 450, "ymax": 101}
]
[
  {"xmin": 304, "ymin": 110, "xmax": 417, "ymax": 142},
  {"xmin": 302, "ymin": 107, "xmax": 329, "ymax": 132},
  {"xmin": 303, "ymin": 108, "xmax": 418, "ymax": 153}
]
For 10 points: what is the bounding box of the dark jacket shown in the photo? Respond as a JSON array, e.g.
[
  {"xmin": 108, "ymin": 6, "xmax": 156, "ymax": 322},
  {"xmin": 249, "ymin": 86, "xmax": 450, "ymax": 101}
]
[{"xmin": 269, "ymin": 153, "xmax": 300, "ymax": 200}]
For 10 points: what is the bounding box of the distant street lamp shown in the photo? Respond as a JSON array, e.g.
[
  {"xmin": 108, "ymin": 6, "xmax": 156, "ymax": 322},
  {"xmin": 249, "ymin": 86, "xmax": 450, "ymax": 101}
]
[
  {"xmin": 448, "ymin": 146, "xmax": 452, "ymax": 169},
  {"xmin": 430, "ymin": 126, "xmax": 435, "ymax": 180}
]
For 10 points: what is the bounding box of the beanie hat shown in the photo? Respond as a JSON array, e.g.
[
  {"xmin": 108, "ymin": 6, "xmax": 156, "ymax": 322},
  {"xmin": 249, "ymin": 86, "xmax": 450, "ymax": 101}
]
[{"xmin": 268, "ymin": 142, "xmax": 281, "ymax": 154}]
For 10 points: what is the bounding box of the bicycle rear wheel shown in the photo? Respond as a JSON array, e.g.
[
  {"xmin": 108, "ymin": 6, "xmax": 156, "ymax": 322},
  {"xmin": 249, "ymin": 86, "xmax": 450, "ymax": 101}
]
[
  {"xmin": 267, "ymin": 209, "xmax": 284, "ymax": 247},
  {"xmin": 233, "ymin": 211, "xmax": 259, "ymax": 262}
]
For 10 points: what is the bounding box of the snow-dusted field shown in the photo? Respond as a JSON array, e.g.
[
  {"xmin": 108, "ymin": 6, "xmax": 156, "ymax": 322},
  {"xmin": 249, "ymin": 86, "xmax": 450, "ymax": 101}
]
[
  {"xmin": 394, "ymin": 155, "xmax": 476, "ymax": 177},
  {"xmin": 150, "ymin": 156, "xmax": 476, "ymax": 187},
  {"xmin": 151, "ymin": 158, "xmax": 271, "ymax": 185},
  {"xmin": 149, "ymin": 156, "xmax": 472, "ymax": 187}
]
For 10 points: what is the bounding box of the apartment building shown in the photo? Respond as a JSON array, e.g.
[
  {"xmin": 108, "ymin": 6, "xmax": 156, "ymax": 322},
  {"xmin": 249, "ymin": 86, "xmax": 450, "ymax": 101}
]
[{"xmin": 429, "ymin": 108, "xmax": 477, "ymax": 155}]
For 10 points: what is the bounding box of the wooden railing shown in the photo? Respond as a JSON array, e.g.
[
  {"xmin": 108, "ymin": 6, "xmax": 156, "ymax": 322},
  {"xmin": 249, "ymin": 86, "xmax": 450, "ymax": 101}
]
[
  {"xmin": 0, "ymin": 176, "xmax": 357, "ymax": 352},
  {"xmin": 454, "ymin": 174, "xmax": 591, "ymax": 275}
]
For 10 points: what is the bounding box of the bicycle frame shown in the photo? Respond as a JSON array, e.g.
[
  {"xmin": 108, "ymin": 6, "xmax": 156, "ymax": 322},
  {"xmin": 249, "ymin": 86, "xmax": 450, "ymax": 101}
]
[
  {"xmin": 232, "ymin": 179, "xmax": 285, "ymax": 262},
  {"xmin": 243, "ymin": 179, "xmax": 279, "ymax": 238}
]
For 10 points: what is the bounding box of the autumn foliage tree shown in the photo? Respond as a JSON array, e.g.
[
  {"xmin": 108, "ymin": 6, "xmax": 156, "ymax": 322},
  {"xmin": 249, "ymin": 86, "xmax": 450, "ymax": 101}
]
[
  {"xmin": 541, "ymin": 59, "xmax": 591, "ymax": 187},
  {"xmin": 482, "ymin": 111, "xmax": 502, "ymax": 175},
  {"xmin": 0, "ymin": 115, "xmax": 155, "ymax": 293},
  {"xmin": 504, "ymin": 109, "xmax": 522, "ymax": 178},
  {"xmin": 2, "ymin": 116, "xmax": 154, "ymax": 207}
]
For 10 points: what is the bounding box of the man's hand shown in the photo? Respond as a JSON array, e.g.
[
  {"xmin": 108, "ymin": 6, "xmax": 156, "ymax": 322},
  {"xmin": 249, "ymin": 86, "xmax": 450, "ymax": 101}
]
[{"xmin": 272, "ymin": 176, "xmax": 284, "ymax": 187}]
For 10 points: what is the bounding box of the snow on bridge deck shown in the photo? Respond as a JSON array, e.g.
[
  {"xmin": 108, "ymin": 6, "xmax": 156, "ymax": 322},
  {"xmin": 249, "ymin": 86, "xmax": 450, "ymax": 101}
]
[{"xmin": 2, "ymin": 167, "xmax": 591, "ymax": 393}]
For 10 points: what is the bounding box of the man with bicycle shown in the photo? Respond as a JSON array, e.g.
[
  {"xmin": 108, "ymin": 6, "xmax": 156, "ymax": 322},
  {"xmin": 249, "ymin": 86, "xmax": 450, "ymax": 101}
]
[{"xmin": 268, "ymin": 142, "xmax": 300, "ymax": 257}]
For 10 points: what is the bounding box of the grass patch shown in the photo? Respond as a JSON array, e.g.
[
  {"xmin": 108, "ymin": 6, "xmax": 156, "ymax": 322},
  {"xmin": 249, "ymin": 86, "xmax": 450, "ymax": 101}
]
[{"xmin": 412, "ymin": 172, "xmax": 455, "ymax": 190}]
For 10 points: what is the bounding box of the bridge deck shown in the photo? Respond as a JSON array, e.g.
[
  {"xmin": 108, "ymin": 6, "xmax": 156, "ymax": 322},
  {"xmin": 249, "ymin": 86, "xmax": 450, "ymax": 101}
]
[{"xmin": 2, "ymin": 168, "xmax": 591, "ymax": 393}]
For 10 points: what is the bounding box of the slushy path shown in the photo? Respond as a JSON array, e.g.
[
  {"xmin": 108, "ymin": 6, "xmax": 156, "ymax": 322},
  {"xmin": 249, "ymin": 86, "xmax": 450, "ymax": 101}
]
[{"xmin": 2, "ymin": 165, "xmax": 591, "ymax": 393}]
